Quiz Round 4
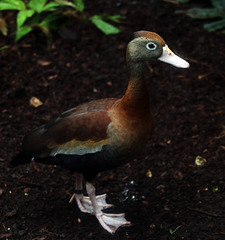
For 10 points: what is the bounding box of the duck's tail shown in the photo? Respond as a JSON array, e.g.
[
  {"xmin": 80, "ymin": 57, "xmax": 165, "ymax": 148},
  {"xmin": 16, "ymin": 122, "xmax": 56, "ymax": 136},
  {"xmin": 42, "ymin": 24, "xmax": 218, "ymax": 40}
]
[{"xmin": 10, "ymin": 152, "xmax": 32, "ymax": 167}]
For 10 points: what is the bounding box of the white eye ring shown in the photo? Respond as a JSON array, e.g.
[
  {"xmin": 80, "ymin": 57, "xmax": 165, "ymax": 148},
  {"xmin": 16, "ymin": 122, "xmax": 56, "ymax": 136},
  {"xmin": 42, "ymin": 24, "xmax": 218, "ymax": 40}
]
[{"xmin": 146, "ymin": 42, "xmax": 157, "ymax": 50}]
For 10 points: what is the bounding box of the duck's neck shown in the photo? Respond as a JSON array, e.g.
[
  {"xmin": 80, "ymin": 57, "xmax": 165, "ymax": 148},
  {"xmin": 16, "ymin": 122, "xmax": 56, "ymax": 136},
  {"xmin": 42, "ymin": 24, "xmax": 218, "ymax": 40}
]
[{"xmin": 121, "ymin": 60, "xmax": 150, "ymax": 115}]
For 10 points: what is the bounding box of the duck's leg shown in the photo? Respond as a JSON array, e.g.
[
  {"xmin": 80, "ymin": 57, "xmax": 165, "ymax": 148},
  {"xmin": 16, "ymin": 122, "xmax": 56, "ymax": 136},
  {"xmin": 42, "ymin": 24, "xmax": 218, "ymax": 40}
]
[
  {"xmin": 69, "ymin": 173, "xmax": 113, "ymax": 213},
  {"xmin": 86, "ymin": 182, "xmax": 131, "ymax": 234}
]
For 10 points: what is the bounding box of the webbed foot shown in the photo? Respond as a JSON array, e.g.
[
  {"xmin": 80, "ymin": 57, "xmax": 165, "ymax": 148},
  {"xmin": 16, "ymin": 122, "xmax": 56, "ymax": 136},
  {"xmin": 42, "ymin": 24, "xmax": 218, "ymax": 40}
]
[
  {"xmin": 96, "ymin": 212, "xmax": 131, "ymax": 234},
  {"xmin": 70, "ymin": 193, "xmax": 113, "ymax": 213}
]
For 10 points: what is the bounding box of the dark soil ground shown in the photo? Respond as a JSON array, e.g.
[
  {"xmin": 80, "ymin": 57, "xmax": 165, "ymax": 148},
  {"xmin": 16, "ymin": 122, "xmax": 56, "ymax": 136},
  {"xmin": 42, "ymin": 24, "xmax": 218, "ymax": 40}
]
[{"xmin": 0, "ymin": 0, "xmax": 225, "ymax": 239}]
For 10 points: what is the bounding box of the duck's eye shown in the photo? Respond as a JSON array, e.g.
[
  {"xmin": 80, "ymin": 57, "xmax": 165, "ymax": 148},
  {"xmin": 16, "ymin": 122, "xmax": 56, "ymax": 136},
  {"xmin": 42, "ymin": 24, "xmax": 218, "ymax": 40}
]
[{"xmin": 146, "ymin": 42, "xmax": 157, "ymax": 50}]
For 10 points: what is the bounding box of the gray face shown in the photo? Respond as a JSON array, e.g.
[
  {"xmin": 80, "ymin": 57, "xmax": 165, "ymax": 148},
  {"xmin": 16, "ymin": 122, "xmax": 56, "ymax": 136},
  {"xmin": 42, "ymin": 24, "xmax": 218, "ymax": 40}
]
[{"xmin": 127, "ymin": 37, "xmax": 164, "ymax": 63}]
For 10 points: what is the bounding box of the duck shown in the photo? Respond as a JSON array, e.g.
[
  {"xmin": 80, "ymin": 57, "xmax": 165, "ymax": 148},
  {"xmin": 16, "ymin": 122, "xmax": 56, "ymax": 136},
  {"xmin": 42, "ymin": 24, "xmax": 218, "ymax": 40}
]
[{"xmin": 11, "ymin": 31, "xmax": 189, "ymax": 234}]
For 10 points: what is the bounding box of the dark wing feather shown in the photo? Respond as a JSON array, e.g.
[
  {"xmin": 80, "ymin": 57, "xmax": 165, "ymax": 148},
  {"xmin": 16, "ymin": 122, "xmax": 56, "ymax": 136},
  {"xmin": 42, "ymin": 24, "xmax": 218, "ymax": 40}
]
[{"xmin": 22, "ymin": 98, "xmax": 117, "ymax": 158}]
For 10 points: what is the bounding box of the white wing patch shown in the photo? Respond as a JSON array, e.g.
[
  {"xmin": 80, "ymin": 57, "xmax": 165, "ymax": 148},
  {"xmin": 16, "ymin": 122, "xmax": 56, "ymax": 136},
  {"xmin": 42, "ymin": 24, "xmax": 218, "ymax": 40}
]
[{"xmin": 49, "ymin": 139, "xmax": 109, "ymax": 156}]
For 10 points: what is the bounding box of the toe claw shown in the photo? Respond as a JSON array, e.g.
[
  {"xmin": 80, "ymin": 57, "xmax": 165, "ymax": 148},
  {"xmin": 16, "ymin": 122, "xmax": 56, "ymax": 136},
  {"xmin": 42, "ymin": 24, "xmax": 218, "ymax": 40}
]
[{"xmin": 69, "ymin": 193, "xmax": 76, "ymax": 203}]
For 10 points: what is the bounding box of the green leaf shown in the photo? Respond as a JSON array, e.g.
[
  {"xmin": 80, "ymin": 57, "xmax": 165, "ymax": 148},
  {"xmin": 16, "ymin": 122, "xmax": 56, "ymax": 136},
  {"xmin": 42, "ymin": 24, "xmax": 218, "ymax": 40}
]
[
  {"xmin": 39, "ymin": 14, "xmax": 62, "ymax": 30},
  {"xmin": 56, "ymin": 0, "xmax": 84, "ymax": 11},
  {"xmin": 28, "ymin": 0, "xmax": 47, "ymax": 13},
  {"xmin": 0, "ymin": 0, "xmax": 26, "ymax": 10},
  {"xmin": 17, "ymin": 9, "xmax": 35, "ymax": 28},
  {"xmin": 38, "ymin": 25, "xmax": 52, "ymax": 49},
  {"xmin": 0, "ymin": 3, "xmax": 21, "ymax": 10},
  {"xmin": 181, "ymin": 7, "xmax": 221, "ymax": 19},
  {"xmin": 90, "ymin": 15, "xmax": 120, "ymax": 35},
  {"xmin": 169, "ymin": 225, "xmax": 182, "ymax": 235},
  {"xmin": 204, "ymin": 18, "xmax": 225, "ymax": 32},
  {"xmin": 106, "ymin": 15, "xmax": 125, "ymax": 23},
  {"xmin": 73, "ymin": 0, "xmax": 84, "ymax": 12},
  {"xmin": 0, "ymin": 17, "xmax": 8, "ymax": 35},
  {"xmin": 0, "ymin": 45, "xmax": 8, "ymax": 51},
  {"xmin": 15, "ymin": 25, "xmax": 32, "ymax": 41},
  {"xmin": 175, "ymin": 0, "xmax": 190, "ymax": 2},
  {"xmin": 210, "ymin": 0, "xmax": 225, "ymax": 9},
  {"xmin": 54, "ymin": 0, "xmax": 76, "ymax": 8},
  {"xmin": 42, "ymin": 2, "xmax": 60, "ymax": 11}
]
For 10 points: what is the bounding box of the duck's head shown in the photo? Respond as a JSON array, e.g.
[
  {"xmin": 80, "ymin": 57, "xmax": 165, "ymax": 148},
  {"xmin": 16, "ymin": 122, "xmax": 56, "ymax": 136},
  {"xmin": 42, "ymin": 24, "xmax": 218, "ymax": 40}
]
[{"xmin": 127, "ymin": 30, "xmax": 189, "ymax": 68}]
